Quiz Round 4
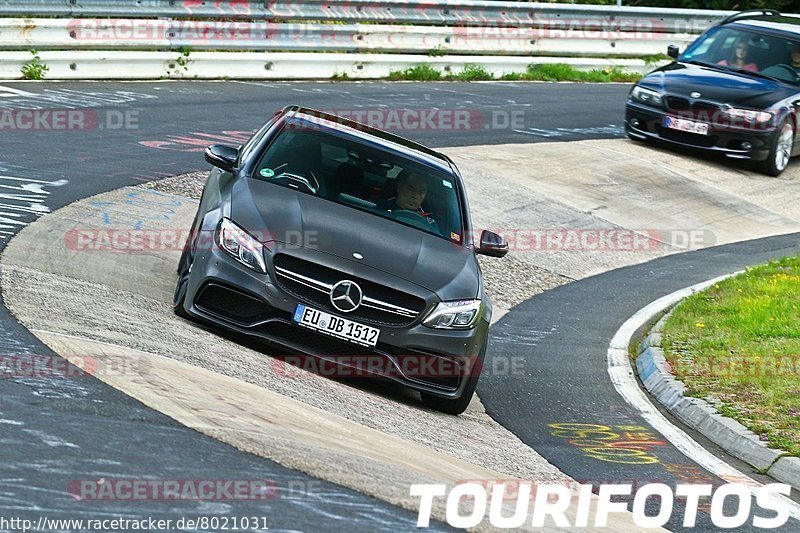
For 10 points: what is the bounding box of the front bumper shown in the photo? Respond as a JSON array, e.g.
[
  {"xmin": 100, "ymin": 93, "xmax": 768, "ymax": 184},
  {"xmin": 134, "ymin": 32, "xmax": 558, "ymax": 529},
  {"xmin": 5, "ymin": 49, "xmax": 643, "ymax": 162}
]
[
  {"xmin": 625, "ymin": 100, "xmax": 775, "ymax": 161},
  {"xmin": 182, "ymin": 244, "xmax": 487, "ymax": 400}
]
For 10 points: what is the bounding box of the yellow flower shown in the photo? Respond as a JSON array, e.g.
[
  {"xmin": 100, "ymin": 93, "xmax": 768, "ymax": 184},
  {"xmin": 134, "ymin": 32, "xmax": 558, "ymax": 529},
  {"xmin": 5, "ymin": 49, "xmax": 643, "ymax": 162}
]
[{"xmin": 696, "ymin": 322, "xmax": 706, "ymax": 328}]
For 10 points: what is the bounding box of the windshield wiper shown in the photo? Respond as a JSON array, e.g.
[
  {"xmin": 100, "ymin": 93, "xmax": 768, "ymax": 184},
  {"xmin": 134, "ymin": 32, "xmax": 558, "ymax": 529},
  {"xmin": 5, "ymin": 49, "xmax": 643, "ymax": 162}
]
[
  {"xmin": 684, "ymin": 59, "xmax": 780, "ymax": 82},
  {"xmin": 720, "ymin": 65, "xmax": 779, "ymax": 82}
]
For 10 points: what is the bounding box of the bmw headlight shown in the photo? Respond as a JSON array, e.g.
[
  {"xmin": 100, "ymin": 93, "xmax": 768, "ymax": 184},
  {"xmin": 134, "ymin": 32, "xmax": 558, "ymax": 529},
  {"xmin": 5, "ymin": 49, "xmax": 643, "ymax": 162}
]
[
  {"xmin": 724, "ymin": 108, "xmax": 773, "ymax": 124},
  {"xmin": 630, "ymin": 86, "xmax": 664, "ymax": 107},
  {"xmin": 423, "ymin": 300, "xmax": 482, "ymax": 329},
  {"xmin": 217, "ymin": 218, "xmax": 267, "ymax": 273}
]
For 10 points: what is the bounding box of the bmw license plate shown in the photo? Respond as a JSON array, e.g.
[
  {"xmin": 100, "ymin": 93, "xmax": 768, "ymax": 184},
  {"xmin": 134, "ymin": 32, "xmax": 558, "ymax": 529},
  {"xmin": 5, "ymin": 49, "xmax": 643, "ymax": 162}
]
[
  {"xmin": 293, "ymin": 303, "xmax": 379, "ymax": 347},
  {"xmin": 664, "ymin": 116, "xmax": 709, "ymax": 135}
]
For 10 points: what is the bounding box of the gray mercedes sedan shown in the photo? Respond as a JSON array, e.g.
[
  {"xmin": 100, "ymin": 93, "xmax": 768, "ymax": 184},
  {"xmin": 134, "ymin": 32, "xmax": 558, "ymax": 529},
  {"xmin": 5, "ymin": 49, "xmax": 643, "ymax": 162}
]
[{"xmin": 173, "ymin": 106, "xmax": 507, "ymax": 414}]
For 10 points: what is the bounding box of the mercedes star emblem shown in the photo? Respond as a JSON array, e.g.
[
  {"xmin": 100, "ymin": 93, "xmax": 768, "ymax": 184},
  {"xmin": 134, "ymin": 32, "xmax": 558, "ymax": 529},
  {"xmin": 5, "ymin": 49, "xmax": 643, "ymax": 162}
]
[
  {"xmin": 352, "ymin": 252, "xmax": 363, "ymax": 260},
  {"xmin": 330, "ymin": 280, "xmax": 363, "ymax": 313},
  {"xmin": 691, "ymin": 91, "xmax": 701, "ymax": 98}
]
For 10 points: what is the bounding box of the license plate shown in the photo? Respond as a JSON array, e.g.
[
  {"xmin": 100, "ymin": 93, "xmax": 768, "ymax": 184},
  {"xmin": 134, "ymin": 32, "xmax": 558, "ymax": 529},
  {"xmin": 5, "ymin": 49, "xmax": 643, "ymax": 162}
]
[
  {"xmin": 293, "ymin": 303, "xmax": 379, "ymax": 347},
  {"xmin": 664, "ymin": 116, "xmax": 709, "ymax": 135}
]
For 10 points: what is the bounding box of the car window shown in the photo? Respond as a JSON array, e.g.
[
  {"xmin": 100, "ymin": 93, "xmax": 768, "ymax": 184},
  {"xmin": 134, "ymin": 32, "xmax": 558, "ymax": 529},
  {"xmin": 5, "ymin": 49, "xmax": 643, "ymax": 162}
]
[
  {"xmin": 252, "ymin": 122, "xmax": 464, "ymax": 244},
  {"xmin": 681, "ymin": 26, "xmax": 800, "ymax": 84}
]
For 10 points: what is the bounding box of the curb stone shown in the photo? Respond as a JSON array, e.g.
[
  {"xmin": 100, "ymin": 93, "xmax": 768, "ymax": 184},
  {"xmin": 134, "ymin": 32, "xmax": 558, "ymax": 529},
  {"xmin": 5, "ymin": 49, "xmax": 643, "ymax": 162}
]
[{"xmin": 635, "ymin": 310, "xmax": 799, "ymax": 491}]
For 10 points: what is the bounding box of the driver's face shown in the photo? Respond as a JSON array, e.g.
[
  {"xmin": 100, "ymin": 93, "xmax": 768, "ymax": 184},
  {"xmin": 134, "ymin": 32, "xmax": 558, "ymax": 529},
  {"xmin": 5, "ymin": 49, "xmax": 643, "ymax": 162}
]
[
  {"xmin": 396, "ymin": 174, "xmax": 428, "ymax": 210},
  {"xmin": 793, "ymin": 49, "xmax": 800, "ymax": 67}
]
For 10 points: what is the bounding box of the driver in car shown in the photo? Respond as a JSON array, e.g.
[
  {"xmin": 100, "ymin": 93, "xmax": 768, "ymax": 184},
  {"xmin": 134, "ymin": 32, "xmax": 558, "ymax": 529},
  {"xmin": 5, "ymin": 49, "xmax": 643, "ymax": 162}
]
[{"xmin": 383, "ymin": 171, "xmax": 440, "ymax": 233}]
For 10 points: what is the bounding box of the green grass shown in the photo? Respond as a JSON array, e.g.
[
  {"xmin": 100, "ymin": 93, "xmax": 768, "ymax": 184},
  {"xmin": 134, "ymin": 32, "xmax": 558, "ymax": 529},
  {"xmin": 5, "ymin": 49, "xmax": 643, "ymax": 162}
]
[
  {"xmin": 385, "ymin": 62, "xmax": 641, "ymax": 83},
  {"xmin": 387, "ymin": 64, "xmax": 443, "ymax": 81},
  {"xmin": 660, "ymin": 256, "xmax": 800, "ymax": 456},
  {"xmin": 500, "ymin": 63, "xmax": 642, "ymax": 82}
]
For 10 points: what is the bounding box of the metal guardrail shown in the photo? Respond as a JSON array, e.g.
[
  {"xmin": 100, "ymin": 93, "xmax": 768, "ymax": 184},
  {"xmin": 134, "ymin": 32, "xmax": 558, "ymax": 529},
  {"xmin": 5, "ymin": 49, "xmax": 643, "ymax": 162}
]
[
  {"xmin": 0, "ymin": 0, "xmax": 732, "ymax": 31},
  {"xmin": 0, "ymin": 0, "xmax": 749, "ymax": 79},
  {"xmin": 0, "ymin": 18, "xmax": 697, "ymax": 56},
  {"xmin": 0, "ymin": 51, "xmax": 655, "ymax": 80}
]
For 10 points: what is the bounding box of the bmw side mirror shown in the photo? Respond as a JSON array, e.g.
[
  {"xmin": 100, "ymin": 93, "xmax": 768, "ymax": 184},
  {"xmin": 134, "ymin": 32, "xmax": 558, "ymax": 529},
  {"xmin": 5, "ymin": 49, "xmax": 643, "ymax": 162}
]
[
  {"xmin": 476, "ymin": 230, "xmax": 508, "ymax": 258},
  {"xmin": 205, "ymin": 144, "xmax": 239, "ymax": 172},
  {"xmin": 667, "ymin": 45, "xmax": 680, "ymax": 59}
]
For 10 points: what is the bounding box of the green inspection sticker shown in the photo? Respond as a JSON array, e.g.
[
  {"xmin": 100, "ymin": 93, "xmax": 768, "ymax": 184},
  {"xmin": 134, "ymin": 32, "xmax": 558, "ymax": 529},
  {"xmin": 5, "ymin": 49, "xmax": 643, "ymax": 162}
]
[{"xmin": 260, "ymin": 168, "xmax": 275, "ymax": 178}]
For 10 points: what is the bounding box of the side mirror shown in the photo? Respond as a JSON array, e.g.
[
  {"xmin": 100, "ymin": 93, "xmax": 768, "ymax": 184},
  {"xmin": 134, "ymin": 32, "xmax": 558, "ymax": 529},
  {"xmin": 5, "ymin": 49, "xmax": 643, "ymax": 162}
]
[
  {"xmin": 205, "ymin": 144, "xmax": 239, "ymax": 172},
  {"xmin": 476, "ymin": 230, "xmax": 508, "ymax": 258},
  {"xmin": 667, "ymin": 45, "xmax": 680, "ymax": 59}
]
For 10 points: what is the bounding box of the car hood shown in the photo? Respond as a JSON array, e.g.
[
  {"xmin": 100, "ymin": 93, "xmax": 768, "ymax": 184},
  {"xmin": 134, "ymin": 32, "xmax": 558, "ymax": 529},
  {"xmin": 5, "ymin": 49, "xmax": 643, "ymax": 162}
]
[
  {"xmin": 641, "ymin": 62, "xmax": 795, "ymax": 108},
  {"xmin": 231, "ymin": 178, "xmax": 479, "ymax": 300}
]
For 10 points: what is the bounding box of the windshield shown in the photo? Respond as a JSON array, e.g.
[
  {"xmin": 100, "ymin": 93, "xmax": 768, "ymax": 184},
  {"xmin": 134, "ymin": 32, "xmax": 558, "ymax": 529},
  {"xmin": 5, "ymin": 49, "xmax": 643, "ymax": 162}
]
[
  {"xmin": 252, "ymin": 122, "xmax": 464, "ymax": 244},
  {"xmin": 681, "ymin": 25, "xmax": 800, "ymax": 84}
]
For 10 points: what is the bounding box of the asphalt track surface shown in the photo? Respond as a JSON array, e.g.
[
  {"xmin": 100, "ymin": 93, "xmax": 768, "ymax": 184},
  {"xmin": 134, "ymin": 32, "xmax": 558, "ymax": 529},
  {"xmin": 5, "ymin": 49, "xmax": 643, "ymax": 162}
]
[
  {"xmin": 0, "ymin": 80, "xmax": 627, "ymax": 530},
  {"xmin": 481, "ymin": 234, "xmax": 800, "ymax": 532},
  {"xmin": 0, "ymin": 80, "xmax": 796, "ymax": 531}
]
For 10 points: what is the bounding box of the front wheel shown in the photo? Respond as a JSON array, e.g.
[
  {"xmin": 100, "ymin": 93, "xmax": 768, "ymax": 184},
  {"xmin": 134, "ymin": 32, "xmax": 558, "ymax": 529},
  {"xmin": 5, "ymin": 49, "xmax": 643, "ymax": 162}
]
[
  {"xmin": 761, "ymin": 120, "xmax": 794, "ymax": 177},
  {"xmin": 173, "ymin": 247, "xmax": 193, "ymax": 319},
  {"xmin": 421, "ymin": 339, "xmax": 486, "ymax": 416}
]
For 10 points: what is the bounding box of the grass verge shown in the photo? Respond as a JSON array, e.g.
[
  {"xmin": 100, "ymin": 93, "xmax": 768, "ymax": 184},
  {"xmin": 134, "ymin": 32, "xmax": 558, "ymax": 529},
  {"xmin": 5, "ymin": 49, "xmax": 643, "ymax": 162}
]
[
  {"xmin": 386, "ymin": 62, "xmax": 642, "ymax": 82},
  {"xmin": 660, "ymin": 256, "xmax": 800, "ymax": 456}
]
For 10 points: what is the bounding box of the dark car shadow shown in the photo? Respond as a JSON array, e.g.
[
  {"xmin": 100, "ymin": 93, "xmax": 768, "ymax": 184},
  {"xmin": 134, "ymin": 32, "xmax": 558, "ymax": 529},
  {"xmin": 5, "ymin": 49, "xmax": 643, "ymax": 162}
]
[
  {"xmin": 627, "ymin": 138, "xmax": 795, "ymax": 178},
  {"xmin": 190, "ymin": 319, "xmax": 426, "ymax": 410}
]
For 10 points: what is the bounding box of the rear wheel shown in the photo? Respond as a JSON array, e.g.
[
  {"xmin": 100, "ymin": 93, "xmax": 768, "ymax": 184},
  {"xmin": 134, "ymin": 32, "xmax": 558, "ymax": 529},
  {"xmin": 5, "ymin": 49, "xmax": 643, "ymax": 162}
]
[
  {"xmin": 761, "ymin": 120, "xmax": 794, "ymax": 177},
  {"xmin": 421, "ymin": 338, "xmax": 486, "ymax": 416}
]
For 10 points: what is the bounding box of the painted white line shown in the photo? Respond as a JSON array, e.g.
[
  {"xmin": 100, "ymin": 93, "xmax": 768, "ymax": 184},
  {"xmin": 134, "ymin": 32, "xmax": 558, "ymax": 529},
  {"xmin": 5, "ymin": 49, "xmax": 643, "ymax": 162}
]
[
  {"xmin": 0, "ymin": 85, "xmax": 34, "ymax": 97},
  {"xmin": 607, "ymin": 272, "xmax": 800, "ymax": 521}
]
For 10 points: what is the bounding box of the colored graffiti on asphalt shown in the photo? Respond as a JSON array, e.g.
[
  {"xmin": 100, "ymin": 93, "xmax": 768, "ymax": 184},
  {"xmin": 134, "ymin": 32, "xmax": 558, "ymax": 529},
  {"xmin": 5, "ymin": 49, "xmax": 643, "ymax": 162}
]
[
  {"xmin": 87, "ymin": 189, "xmax": 184, "ymax": 230},
  {"xmin": 139, "ymin": 130, "xmax": 254, "ymax": 152},
  {"xmin": 548, "ymin": 422, "xmax": 667, "ymax": 465}
]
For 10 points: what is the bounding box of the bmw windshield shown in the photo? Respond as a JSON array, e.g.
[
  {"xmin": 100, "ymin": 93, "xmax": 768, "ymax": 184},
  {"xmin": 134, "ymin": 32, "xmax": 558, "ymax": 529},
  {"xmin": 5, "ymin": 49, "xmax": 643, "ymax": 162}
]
[{"xmin": 680, "ymin": 25, "xmax": 800, "ymax": 85}]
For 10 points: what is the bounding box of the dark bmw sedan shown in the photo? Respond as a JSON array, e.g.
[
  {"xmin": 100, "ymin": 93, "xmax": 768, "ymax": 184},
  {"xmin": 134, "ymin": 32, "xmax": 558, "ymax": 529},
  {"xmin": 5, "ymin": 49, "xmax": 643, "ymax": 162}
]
[
  {"xmin": 625, "ymin": 10, "xmax": 800, "ymax": 175},
  {"xmin": 173, "ymin": 106, "xmax": 508, "ymax": 415}
]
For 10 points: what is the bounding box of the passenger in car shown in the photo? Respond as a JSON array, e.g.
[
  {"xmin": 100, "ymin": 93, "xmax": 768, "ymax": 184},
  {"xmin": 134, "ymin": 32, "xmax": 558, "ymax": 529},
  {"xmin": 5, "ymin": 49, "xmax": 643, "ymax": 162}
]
[
  {"xmin": 717, "ymin": 38, "xmax": 759, "ymax": 71},
  {"xmin": 791, "ymin": 44, "xmax": 800, "ymax": 69}
]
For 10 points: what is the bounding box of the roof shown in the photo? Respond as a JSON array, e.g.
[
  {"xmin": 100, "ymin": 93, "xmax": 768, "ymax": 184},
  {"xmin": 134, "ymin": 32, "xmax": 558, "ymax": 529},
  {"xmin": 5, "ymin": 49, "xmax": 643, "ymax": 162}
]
[{"xmin": 730, "ymin": 15, "xmax": 800, "ymax": 37}]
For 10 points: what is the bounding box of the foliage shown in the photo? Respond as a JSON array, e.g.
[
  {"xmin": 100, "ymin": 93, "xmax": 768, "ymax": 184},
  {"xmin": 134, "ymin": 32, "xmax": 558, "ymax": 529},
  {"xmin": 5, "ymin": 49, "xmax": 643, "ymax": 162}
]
[
  {"xmin": 661, "ymin": 256, "xmax": 800, "ymax": 456},
  {"xmin": 21, "ymin": 50, "xmax": 49, "ymax": 80}
]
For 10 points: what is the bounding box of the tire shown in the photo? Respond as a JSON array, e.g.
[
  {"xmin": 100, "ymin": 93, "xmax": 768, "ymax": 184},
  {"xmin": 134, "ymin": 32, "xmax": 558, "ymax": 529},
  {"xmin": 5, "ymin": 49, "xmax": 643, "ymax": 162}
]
[
  {"xmin": 761, "ymin": 120, "xmax": 794, "ymax": 177},
  {"xmin": 421, "ymin": 338, "xmax": 487, "ymax": 416},
  {"xmin": 172, "ymin": 247, "xmax": 193, "ymax": 319}
]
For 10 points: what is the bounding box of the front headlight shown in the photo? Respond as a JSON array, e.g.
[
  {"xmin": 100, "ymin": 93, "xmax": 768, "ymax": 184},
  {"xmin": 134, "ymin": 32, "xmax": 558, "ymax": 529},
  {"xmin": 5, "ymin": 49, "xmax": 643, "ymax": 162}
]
[
  {"xmin": 630, "ymin": 86, "xmax": 664, "ymax": 107},
  {"xmin": 724, "ymin": 108, "xmax": 773, "ymax": 124},
  {"xmin": 423, "ymin": 300, "xmax": 482, "ymax": 329},
  {"xmin": 217, "ymin": 218, "xmax": 267, "ymax": 273}
]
